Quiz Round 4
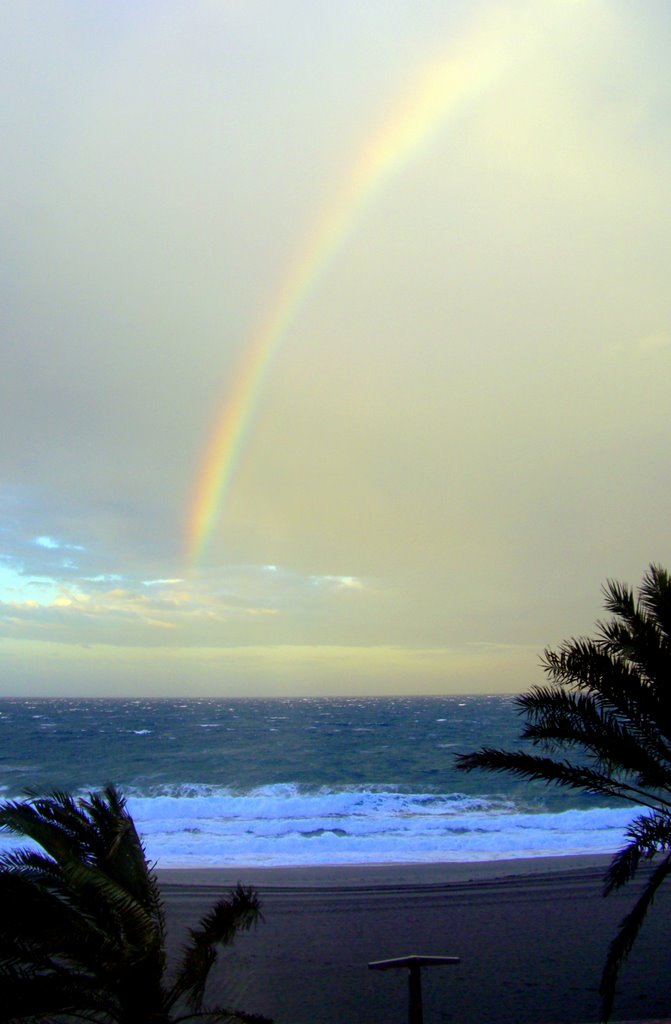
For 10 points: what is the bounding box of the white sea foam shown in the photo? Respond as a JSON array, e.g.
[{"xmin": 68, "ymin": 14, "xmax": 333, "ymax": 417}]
[
  {"xmin": 78, "ymin": 785, "xmax": 645, "ymax": 867},
  {"xmin": 0, "ymin": 783, "xmax": 640, "ymax": 868}
]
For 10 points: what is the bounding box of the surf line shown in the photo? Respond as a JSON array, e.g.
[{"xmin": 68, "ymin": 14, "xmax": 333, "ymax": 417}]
[{"xmin": 187, "ymin": 10, "xmax": 517, "ymax": 566}]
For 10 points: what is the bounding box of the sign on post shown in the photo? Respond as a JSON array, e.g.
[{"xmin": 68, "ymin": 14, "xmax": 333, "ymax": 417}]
[{"xmin": 368, "ymin": 954, "xmax": 460, "ymax": 1024}]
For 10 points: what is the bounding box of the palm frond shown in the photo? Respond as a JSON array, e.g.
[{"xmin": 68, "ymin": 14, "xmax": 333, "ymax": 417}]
[
  {"xmin": 597, "ymin": 571, "xmax": 671, "ymax": 695},
  {"xmin": 455, "ymin": 564, "xmax": 671, "ymax": 1023},
  {"xmin": 82, "ymin": 786, "xmax": 162, "ymax": 910},
  {"xmin": 0, "ymin": 787, "xmax": 264, "ymax": 1023},
  {"xmin": 601, "ymin": 578, "xmax": 636, "ymax": 621},
  {"xmin": 0, "ymin": 869, "xmax": 108, "ymax": 950},
  {"xmin": 637, "ymin": 564, "xmax": 671, "ymax": 644},
  {"xmin": 59, "ymin": 857, "xmax": 163, "ymax": 953},
  {"xmin": 168, "ymin": 885, "xmax": 262, "ymax": 1013},
  {"xmin": 0, "ymin": 847, "xmax": 66, "ymax": 879},
  {"xmin": 517, "ymin": 685, "xmax": 671, "ymax": 791},
  {"xmin": 192, "ymin": 885, "xmax": 262, "ymax": 946},
  {"xmin": 454, "ymin": 748, "xmax": 663, "ymax": 809},
  {"xmin": 0, "ymin": 967, "xmax": 116, "ymax": 1023},
  {"xmin": 540, "ymin": 641, "xmax": 671, "ymax": 748},
  {"xmin": 604, "ymin": 811, "xmax": 671, "ymax": 894},
  {"xmin": 0, "ymin": 800, "xmax": 80, "ymax": 865},
  {"xmin": 600, "ymin": 853, "xmax": 671, "ymax": 1023}
]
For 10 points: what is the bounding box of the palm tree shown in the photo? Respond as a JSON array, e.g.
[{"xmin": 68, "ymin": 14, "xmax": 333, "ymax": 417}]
[
  {"xmin": 455, "ymin": 564, "xmax": 671, "ymax": 1022},
  {"xmin": 0, "ymin": 784, "xmax": 271, "ymax": 1023}
]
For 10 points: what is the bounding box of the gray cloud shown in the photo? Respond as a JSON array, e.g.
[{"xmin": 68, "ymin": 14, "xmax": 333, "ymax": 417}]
[{"xmin": 1, "ymin": 1, "xmax": 670, "ymax": 693}]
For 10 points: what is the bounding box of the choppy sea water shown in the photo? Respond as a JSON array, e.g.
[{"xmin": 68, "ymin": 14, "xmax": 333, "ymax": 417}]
[{"xmin": 0, "ymin": 696, "xmax": 639, "ymax": 866}]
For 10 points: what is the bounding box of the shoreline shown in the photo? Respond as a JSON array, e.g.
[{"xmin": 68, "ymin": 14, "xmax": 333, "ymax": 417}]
[{"xmin": 156, "ymin": 851, "xmax": 615, "ymax": 888}]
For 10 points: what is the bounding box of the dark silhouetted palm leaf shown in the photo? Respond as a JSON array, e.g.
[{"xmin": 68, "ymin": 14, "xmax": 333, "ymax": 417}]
[
  {"xmin": 0, "ymin": 784, "xmax": 271, "ymax": 1024},
  {"xmin": 455, "ymin": 564, "xmax": 671, "ymax": 1022}
]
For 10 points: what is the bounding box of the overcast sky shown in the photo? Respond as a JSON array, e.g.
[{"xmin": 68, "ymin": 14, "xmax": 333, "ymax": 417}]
[{"xmin": 2, "ymin": 0, "xmax": 670, "ymax": 697}]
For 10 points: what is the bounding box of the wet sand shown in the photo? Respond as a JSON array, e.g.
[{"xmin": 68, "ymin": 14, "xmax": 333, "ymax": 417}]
[{"xmin": 158, "ymin": 856, "xmax": 671, "ymax": 1024}]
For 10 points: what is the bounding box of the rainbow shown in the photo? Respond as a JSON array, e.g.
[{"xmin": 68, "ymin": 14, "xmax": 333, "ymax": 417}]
[{"xmin": 187, "ymin": 4, "xmax": 530, "ymax": 564}]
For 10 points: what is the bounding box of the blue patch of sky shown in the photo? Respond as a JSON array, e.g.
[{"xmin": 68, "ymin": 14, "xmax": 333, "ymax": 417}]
[
  {"xmin": 34, "ymin": 535, "xmax": 84, "ymax": 552},
  {"xmin": 0, "ymin": 563, "xmax": 60, "ymax": 605}
]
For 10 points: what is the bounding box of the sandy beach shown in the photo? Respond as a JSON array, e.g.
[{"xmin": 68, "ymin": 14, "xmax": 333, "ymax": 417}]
[{"xmin": 158, "ymin": 855, "xmax": 671, "ymax": 1024}]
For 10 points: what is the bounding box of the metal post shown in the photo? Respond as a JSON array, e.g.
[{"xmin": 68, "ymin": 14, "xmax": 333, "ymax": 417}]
[
  {"xmin": 369, "ymin": 954, "xmax": 460, "ymax": 1024},
  {"xmin": 408, "ymin": 961, "xmax": 423, "ymax": 1024}
]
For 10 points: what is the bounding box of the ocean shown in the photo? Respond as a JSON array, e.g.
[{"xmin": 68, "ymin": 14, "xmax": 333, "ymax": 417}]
[{"xmin": 0, "ymin": 695, "xmax": 638, "ymax": 867}]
